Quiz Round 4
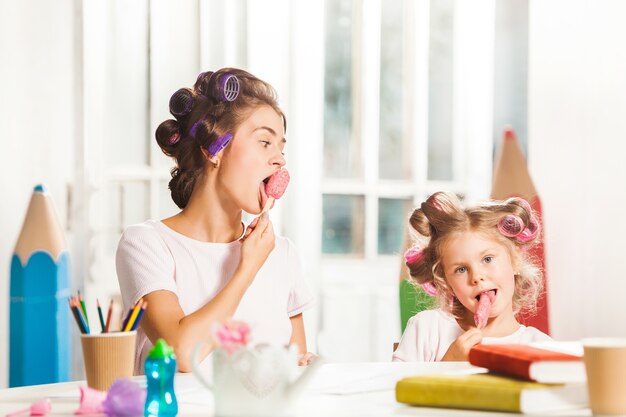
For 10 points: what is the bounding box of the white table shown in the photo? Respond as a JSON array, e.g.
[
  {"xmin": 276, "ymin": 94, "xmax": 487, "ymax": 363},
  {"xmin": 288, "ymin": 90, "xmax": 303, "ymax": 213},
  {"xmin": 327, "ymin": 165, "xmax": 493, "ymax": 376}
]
[{"xmin": 0, "ymin": 362, "xmax": 592, "ymax": 416}]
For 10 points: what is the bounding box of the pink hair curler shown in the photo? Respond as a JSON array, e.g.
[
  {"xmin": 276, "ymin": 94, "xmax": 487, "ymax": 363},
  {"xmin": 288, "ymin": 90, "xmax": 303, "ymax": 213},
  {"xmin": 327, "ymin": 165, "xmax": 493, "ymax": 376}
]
[
  {"xmin": 421, "ymin": 281, "xmax": 437, "ymax": 296},
  {"xmin": 6, "ymin": 399, "xmax": 51, "ymax": 417},
  {"xmin": 516, "ymin": 215, "xmax": 540, "ymax": 243},
  {"xmin": 404, "ymin": 246, "xmax": 425, "ymax": 264},
  {"xmin": 509, "ymin": 197, "xmax": 532, "ymax": 213},
  {"xmin": 169, "ymin": 132, "xmax": 181, "ymax": 145},
  {"xmin": 497, "ymin": 214, "xmax": 525, "ymax": 237}
]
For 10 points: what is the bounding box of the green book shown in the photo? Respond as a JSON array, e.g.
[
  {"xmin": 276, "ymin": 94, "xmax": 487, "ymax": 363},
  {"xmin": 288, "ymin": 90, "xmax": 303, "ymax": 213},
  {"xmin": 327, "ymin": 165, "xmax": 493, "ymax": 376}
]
[{"xmin": 396, "ymin": 373, "xmax": 587, "ymax": 414}]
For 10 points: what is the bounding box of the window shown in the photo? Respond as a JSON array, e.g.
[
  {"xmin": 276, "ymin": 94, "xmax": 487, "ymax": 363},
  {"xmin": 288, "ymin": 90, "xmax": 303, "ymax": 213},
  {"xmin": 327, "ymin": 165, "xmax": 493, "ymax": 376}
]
[
  {"xmin": 318, "ymin": 0, "xmax": 495, "ymax": 362},
  {"xmin": 78, "ymin": 0, "xmax": 498, "ymax": 365}
]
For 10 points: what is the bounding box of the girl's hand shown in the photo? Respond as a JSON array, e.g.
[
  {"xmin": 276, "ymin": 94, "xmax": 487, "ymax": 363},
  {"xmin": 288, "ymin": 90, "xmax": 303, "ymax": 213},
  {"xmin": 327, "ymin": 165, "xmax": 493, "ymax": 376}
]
[
  {"xmin": 239, "ymin": 212, "xmax": 275, "ymax": 273},
  {"xmin": 441, "ymin": 328, "xmax": 483, "ymax": 361},
  {"xmin": 298, "ymin": 352, "xmax": 317, "ymax": 366}
]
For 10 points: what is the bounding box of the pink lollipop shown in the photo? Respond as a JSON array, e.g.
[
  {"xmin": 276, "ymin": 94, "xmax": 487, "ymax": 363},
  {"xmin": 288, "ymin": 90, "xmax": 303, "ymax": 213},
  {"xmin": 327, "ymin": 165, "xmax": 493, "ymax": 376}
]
[
  {"xmin": 262, "ymin": 169, "xmax": 290, "ymax": 213},
  {"xmin": 6, "ymin": 399, "xmax": 51, "ymax": 417}
]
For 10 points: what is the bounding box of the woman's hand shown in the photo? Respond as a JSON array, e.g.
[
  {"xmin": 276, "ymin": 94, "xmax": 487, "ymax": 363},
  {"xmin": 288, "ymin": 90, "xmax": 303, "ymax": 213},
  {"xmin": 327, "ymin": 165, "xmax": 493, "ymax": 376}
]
[
  {"xmin": 239, "ymin": 212, "xmax": 275, "ymax": 274},
  {"xmin": 298, "ymin": 352, "xmax": 317, "ymax": 366},
  {"xmin": 441, "ymin": 328, "xmax": 483, "ymax": 361}
]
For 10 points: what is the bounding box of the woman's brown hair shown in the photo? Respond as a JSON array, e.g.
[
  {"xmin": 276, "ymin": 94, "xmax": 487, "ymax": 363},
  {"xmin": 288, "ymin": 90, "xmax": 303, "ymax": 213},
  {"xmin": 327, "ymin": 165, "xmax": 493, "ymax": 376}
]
[{"xmin": 155, "ymin": 68, "xmax": 285, "ymax": 209}]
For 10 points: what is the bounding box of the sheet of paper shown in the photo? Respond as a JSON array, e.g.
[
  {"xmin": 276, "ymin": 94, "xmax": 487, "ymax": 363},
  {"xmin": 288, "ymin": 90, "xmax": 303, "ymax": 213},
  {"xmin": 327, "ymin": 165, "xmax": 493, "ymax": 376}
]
[{"xmin": 306, "ymin": 362, "xmax": 486, "ymax": 395}]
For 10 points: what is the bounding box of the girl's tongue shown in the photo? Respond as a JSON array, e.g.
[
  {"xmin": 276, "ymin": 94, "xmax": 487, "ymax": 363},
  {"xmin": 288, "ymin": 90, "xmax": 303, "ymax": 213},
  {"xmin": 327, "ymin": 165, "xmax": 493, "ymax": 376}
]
[{"xmin": 474, "ymin": 290, "xmax": 496, "ymax": 329}]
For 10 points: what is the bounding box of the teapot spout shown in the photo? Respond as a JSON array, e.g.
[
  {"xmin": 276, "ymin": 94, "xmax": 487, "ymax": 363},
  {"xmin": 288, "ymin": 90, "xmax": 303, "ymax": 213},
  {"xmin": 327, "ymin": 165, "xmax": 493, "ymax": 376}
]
[{"xmin": 286, "ymin": 358, "xmax": 323, "ymax": 399}]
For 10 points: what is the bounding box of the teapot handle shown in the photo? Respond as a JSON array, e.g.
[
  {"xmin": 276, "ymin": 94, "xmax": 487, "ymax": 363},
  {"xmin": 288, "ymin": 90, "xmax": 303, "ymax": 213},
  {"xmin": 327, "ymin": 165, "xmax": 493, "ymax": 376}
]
[{"xmin": 191, "ymin": 340, "xmax": 213, "ymax": 391}]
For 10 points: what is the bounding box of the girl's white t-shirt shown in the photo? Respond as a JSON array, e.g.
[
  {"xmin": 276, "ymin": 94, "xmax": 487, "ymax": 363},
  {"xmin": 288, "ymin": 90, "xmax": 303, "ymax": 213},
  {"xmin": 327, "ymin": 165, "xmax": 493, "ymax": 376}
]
[
  {"xmin": 392, "ymin": 309, "xmax": 552, "ymax": 362},
  {"xmin": 115, "ymin": 219, "xmax": 315, "ymax": 374}
]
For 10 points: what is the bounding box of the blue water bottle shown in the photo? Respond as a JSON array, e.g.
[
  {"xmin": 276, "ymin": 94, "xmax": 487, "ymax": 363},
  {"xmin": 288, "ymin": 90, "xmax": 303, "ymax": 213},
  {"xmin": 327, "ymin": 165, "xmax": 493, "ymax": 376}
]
[{"xmin": 144, "ymin": 339, "xmax": 178, "ymax": 417}]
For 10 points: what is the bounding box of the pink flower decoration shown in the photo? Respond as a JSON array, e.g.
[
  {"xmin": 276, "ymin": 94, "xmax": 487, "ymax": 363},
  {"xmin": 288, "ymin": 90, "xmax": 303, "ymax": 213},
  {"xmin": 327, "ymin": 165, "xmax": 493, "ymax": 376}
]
[
  {"xmin": 421, "ymin": 282, "xmax": 437, "ymax": 296},
  {"xmin": 404, "ymin": 246, "xmax": 425, "ymax": 264},
  {"xmin": 212, "ymin": 321, "xmax": 251, "ymax": 354}
]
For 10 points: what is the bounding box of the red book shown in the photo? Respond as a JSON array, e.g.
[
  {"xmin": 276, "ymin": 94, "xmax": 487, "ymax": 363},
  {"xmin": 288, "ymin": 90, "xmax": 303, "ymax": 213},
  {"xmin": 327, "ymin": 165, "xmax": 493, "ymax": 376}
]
[{"xmin": 469, "ymin": 344, "xmax": 586, "ymax": 383}]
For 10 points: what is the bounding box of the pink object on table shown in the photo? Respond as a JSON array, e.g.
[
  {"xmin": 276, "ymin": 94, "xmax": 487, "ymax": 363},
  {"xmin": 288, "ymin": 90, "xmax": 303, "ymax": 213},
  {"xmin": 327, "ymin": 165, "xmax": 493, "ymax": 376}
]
[
  {"xmin": 262, "ymin": 169, "xmax": 290, "ymax": 213},
  {"xmin": 6, "ymin": 399, "xmax": 51, "ymax": 417},
  {"xmin": 474, "ymin": 290, "xmax": 496, "ymax": 329},
  {"xmin": 75, "ymin": 385, "xmax": 106, "ymax": 415}
]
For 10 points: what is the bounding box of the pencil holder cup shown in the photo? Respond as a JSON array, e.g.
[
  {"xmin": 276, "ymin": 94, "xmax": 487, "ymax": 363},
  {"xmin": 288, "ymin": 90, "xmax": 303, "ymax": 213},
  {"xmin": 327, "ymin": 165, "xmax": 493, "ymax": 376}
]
[
  {"xmin": 583, "ymin": 338, "xmax": 626, "ymax": 415},
  {"xmin": 80, "ymin": 331, "xmax": 136, "ymax": 391}
]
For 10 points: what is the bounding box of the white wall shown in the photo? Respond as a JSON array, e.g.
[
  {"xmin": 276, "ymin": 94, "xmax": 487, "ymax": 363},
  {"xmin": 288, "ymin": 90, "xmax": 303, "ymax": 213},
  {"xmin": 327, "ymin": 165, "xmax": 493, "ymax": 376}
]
[
  {"xmin": 0, "ymin": 0, "xmax": 77, "ymax": 387},
  {"xmin": 529, "ymin": 0, "xmax": 626, "ymax": 340}
]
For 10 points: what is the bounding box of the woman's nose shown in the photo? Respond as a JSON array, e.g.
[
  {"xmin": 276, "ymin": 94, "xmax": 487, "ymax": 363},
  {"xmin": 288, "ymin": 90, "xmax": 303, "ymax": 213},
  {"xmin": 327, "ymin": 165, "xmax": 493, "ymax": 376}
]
[{"xmin": 271, "ymin": 150, "xmax": 286, "ymax": 167}]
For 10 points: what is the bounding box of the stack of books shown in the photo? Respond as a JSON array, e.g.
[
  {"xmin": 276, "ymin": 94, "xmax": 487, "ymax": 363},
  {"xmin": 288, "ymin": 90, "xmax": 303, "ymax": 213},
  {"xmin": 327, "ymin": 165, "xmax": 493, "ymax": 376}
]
[{"xmin": 396, "ymin": 343, "xmax": 588, "ymax": 414}]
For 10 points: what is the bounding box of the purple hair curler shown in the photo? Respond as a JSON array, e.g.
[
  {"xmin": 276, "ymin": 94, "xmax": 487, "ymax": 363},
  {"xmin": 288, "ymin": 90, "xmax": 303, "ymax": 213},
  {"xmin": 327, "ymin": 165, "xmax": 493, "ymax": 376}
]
[
  {"xmin": 189, "ymin": 116, "xmax": 205, "ymax": 138},
  {"xmin": 207, "ymin": 132, "xmax": 233, "ymax": 157},
  {"xmin": 219, "ymin": 74, "xmax": 240, "ymax": 102},
  {"xmin": 169, "ymin": 89, "xmax": 194, "ymax": 117}
]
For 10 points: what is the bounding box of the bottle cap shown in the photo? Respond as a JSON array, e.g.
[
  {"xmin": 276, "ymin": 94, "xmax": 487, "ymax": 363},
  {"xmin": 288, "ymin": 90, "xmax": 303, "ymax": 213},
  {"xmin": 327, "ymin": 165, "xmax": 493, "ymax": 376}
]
[{"xmin": 148, "ymin": 339, "xmax": 175, "ymax": 359}]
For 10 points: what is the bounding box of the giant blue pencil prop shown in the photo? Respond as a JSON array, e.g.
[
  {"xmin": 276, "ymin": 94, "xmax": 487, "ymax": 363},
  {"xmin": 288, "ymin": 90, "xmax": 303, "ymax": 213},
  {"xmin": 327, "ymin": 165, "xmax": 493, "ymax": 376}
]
[{"xmin": 10, "ymin": 184, "xmax": 71, "ymax": 387}]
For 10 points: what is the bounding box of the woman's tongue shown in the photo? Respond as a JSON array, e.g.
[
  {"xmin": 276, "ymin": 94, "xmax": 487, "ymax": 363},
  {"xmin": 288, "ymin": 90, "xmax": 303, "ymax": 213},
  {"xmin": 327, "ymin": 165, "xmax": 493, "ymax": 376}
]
[{"xmin": 259, "ymin": 181, "xmax": 268, "ymax": 208}]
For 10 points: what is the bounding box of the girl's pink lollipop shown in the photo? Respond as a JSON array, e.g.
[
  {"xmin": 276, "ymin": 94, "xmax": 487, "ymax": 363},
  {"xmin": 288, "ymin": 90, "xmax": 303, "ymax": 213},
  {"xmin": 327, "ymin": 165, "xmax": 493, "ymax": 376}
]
[
  {"xmin": 6, "ymin": 399, "xmax": 51, "ymax": 417},
  {"xmin": 262, "ymin": 169, "xmax": 290, "ymax": 213}
]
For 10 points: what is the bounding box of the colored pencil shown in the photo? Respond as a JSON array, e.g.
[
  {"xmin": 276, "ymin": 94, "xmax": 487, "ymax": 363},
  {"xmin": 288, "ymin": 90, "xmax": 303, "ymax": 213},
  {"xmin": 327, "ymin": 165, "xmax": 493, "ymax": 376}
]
[
  {"xmin": 70, "ymin": 298, "xmax": 89, "ymax": 334},
  {"xmin": 104, "ymin": 300, "xmax": 113, "ymax": 333},
  {"xmin": 68, "ymin": 298, "xmax": 86, "ymax": 334},
  {"xmin": 123, "ymin": 299, "xmax": 143, "ymax": 332},
  {"xmin": 130, "ymin": 302, "xmax": 147, "ymax": 331},
  {"xmin": 96, "ymin": 299, "xmax": 105, "ymax": 333},
  {"xmin": 78, "ymin": 291, "xmax": 89, "ymax": 326}
]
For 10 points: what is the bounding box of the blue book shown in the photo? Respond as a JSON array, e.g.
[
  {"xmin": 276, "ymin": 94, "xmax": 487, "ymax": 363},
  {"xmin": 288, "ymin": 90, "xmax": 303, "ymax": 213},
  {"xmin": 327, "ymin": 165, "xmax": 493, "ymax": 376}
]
[{"xmin": 10, "ymin": 184, "xmax": 71, "ymax": 387}]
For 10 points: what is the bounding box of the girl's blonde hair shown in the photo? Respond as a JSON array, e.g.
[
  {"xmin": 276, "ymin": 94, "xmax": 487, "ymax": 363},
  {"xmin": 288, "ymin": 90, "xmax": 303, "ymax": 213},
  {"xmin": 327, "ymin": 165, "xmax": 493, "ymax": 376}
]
[{"xmin": 405, "ymin": 192, "xmax": 543, "ymax": 318}]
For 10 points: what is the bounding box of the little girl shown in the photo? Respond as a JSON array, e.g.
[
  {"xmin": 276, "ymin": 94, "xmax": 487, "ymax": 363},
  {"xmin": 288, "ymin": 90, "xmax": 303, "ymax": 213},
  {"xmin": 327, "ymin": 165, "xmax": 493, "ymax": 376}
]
[
  {"xmin": 116, "ymin": 68, "xmax": 315, "ymax": 373},
  {"xmin": 393, "ymin": 192, "xmax": 551, "ymax": 362}
]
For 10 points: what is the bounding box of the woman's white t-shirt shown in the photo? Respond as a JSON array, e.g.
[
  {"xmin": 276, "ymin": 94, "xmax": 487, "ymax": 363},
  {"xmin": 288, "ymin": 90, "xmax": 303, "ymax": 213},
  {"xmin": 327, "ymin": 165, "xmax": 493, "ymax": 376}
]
[
  {"xmin": 115, "ymin": 220, "xmax": 315, "ymax": 374},
  {"xmin": 392, "ymin": 309, "xmax": 552, "ymax": 362}
]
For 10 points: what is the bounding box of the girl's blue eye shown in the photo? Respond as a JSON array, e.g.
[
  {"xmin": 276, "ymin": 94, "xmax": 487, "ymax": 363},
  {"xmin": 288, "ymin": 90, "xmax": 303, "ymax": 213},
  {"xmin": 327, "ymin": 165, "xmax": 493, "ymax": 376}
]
[
  {"xmin": 483, "ymin": 256, "xmax": 493, "ymax": 263},
  {"xmin": 455, "ymin": 266, "xmax": 467, "ymax": 274}
]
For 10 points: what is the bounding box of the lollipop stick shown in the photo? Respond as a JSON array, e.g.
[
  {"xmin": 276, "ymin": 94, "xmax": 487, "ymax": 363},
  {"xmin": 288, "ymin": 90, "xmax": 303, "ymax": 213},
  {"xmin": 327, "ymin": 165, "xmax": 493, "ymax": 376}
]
[{"xmin": 261, "ymin": 197, "xmax": 275, "ymax": 214}]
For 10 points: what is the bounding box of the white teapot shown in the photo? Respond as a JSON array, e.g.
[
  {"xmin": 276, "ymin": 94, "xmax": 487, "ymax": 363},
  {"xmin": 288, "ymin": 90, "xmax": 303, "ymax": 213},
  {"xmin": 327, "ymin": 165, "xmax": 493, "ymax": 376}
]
[{"xmin": 191, "ymin": 343, "xmax": 320, "ymax": 417}]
